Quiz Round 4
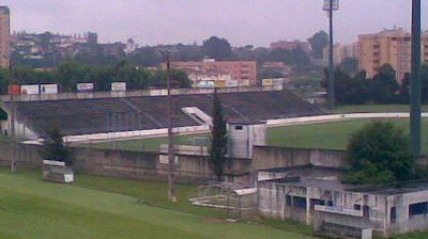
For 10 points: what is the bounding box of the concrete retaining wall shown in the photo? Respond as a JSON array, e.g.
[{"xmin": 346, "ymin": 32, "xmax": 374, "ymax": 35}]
[
  {"xmin": 0, "ymin": 142, "xmax": 251, "ymax": 184},
  {"xmin": 252, "ymin": 146, "xmax": 348, "ymax": 170}
]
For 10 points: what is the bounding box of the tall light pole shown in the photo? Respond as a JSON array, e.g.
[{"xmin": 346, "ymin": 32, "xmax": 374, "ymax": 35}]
[
  {"xmin": 410, "ymin": 0, "xmax": 421, "ymax": 156},
  {"xmin": 323, "ymin": 0, "xmax": 339, "ymax": 110},
  {"xmin": 165, "ymin": 51, "xmax": 176, "ymax": 202}
]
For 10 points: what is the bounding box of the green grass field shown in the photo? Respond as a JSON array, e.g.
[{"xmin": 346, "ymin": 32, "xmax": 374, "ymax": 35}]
[
  {"xmin": 87, "ymin": 118, "xmax": 428, "ymax": 154},
  {"xmin": 87, "ymin": 133, "xmax": 209, "ymax": 152},
  {"xmin": 268, "ymin": 118, "xmax": 428, "ymax": 154},
  {"xmin": 0, "ymin": 169, "xmax": 316, "ymax": 239},
  {"xmin": 333, "ymin": 104, "xmax": 428, "ymax": 113},
  {"xmin": 1, "ymin": 169, "xmax": 427, "ymax": 239}
]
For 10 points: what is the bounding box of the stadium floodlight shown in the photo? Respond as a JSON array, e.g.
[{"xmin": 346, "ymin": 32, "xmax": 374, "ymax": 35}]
[
  {"xmin": 323, "ymin": 0, "xmax": 339, "ymax": 11},
  {"xmin": 410, "ymin": 0, "xmax": 421, "ymax": 156},
  {"xmin": 323, "ymin": 0, "xmax": 339, "ymax": 110}
]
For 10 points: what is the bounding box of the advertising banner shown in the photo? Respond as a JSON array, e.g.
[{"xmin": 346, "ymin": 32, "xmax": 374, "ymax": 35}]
[
  {"xmin": 41, "ymin": 84, "xmax": 58, "ymax": 94},
  {"xmin": 111, "ymin": 82, "xmax": 126, "ymax": 91},
  {"xmin": 21, "ymin": 85, "xmax": 40, "ymax": 95},
  {"xmin": 77, "ymin": 83, "xmax": 94, "ymax": 92}
]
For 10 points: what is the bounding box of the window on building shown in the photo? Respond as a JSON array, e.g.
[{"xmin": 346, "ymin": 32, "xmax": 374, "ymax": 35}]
[
  {"xmin": 310, "ymin": 199, "xmax": 325, "ymax": 209},
  {"xmin": 293, "ymin": 196, "xmax": 307, "ymax": 209},
  {"xmin": 390, "ymin": 207, "xmax": 396, "ymax": 224},
  {"xmin": 409, "ymin": 202, "xmax": 428, "ymax": 217},
  {"xmin": 363, "ymin": 205, "xmax": 370, "ymax": 219},
  {"xmin": 234, "ymin": 125, "xmax": 243, "ymax": 130},
  {"xmin": 354, "ymin": 204, "xmax": 362, "ymax": 211},
  {"xmin": 286, "ymin": 195, "xmax": 292, "ymax": 206}
]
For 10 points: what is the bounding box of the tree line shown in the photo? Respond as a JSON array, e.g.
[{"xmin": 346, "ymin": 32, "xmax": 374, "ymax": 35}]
[
  {"xmin": 324, "ymin": 63, "xmax": 428, "ymax": 105},
  {"xmin": 0, "ymin": 61, "xmax": 191, "ymax": 95}
]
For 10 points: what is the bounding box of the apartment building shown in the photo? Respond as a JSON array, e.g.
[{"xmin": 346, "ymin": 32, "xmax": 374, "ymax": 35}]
[
  {"xmin": 423, "ymin": 31, "xmax": 428, "ymax": 63},
  {"xmin": 357, "ymin": 28, "xmax": 428, "ymax": 82},
  {"xmin": 167, "ymin": 59, "xmax": 257, "ymax": 87},
  {"xmin": 323, "ymin": 43, "xmax": 359, "ymax": 65},
  {"xmin": 0, "ymin": 6, "xmax": 10, "ymax": 68}
]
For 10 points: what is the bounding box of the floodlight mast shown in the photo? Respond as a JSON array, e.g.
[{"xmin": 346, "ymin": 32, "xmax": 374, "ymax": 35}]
[
  {"xmin": 165, "ymin": 51, "xmax": 177, "ymax": 202},
  {"xmin": 323, "ymin": 0, "xmax": 338, "ymax": 110},
  {"xmin": 410, "ymin": 0, "xmax": 421, "ymax": 156}
]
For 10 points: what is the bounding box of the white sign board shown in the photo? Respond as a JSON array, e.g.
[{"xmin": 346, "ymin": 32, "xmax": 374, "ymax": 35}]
[
  {"xmin": 41, "ymin": 84, "xmax": 58, "ymax": 94},
  {"xmin": 198, "ymin": 81, "xmax": 215, "ymax": 88},
  {"xmin": 77, "ymin": 83, "xmax": 94, "ymax": 92},
  {"xmin": 226, "ymin": 80, "xmax": 238, "ymax": 88},
  {"xmin": 111, "ymin": 82, "xmax": 126, "ymax": 91},
  {"xmin": 262, "ymin": 79, "xmax": 273, "ymax": 86},
  {"xmin": 238, "ymin": 80, "xmax": 250, "ymax": 87},
  {"xmin": 21, "ymin": 85, "xmax": 40, "ymax": 95},
  {"xmin": 159, "ymin": 155, "xmax": 179, "ymax": 165},
  {"xmin": 272, "ymin": 78, "xmax": 285, "ymax": 85}
]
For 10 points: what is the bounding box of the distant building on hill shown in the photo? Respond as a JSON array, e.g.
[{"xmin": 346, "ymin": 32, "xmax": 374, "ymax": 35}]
[{"xmin": 164, "ymin": 59, "xmax": 257, "ymax": 88}]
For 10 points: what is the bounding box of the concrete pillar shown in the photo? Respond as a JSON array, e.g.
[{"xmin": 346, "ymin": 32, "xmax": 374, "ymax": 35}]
[{"xmin": 306, "ymin": 187, "xmax": 311, "ymax": 225}]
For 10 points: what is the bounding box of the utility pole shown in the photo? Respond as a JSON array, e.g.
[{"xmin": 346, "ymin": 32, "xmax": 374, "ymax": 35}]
[
  {"xmin": 9, "ymin": 63, "xmax": 17, "ymax": 172},
  {"xmin": 323, "ymin": 0, "xmax": 339, "ymax": 110},
  {"xmin": 410, "ymin": 0, "xmax": 421, "ymax": 156},
  {"xmin": 166, "ymin": 51, "xmax": 176, "ymax": 202}
]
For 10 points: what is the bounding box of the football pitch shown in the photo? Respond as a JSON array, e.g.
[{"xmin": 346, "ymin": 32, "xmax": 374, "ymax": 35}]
[
  {"xmin": 0, "ymin": 169, "xmax": 314, "ymax": 239},
  {"xmin": 1, "ymin": 169, "xmax": 427, "ymax": 239},
  {"xmin": 88, "ymin": 118, "xmax": 428, "ymax": 154}
]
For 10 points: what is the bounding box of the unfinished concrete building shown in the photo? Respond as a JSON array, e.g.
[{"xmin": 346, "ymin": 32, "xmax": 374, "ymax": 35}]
[{"xmin": 257, "ymin": 161, "xmax": 428, "ymax": 238}]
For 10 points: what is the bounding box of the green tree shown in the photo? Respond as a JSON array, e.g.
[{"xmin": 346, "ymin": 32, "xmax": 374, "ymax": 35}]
[
  {"xmin": 269, "ymin": 48, "xmax": 293, "ymax": 64},
  {"xmin": 56, "ymin": 61, "xmax": 91, "ymax": 92},
  {"xmin": 202, "ymin": 36, "xmax": 232, "ymax": 60},
  {"xmin": 308, "ymin": 30, "xmax": 328, "ymax": 59},
  {"xmin": 343, "ymin": 121, "xmax": 415, "ymax": 185},
  {"xmin": 150, "ymin": 69, "xmax": 191, "ymax": 89},
  {"xmin": 369, "ymin": 64, "xmax": 399, "ymax": 104},
  {"xmin": 40, "ymin": 127, "xmax": 74, "ymax": 166},
  {"xmin": 322, "ymin": 68, "xmax": 369, "ymax": 104},
  {"xmin": 0, "ymin": 68, "xmax": 10, "ymax": 95},
  {"xmin": 128, "ymin": 46, "xmax": 162, "ymax": 67},
  {"xmin": 397, "ymin": 72, "xmax": 411, "ymax": 104},
  {"xmin": 209, "ymin": 89, "xmax": 228, "ymax": 181},
  {"xmin": 338, "ymin": 57, "xmax": 359, "ymax": 76}
]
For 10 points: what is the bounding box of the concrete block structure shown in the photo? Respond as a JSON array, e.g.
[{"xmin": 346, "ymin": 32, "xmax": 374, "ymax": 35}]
[
  {"xmin": 257, "ymin": 163, "xmax": 428, "ymax": 238},
  {"xmin": 228, "ymin": 123, "xmax": 266, "ymax": 159}
]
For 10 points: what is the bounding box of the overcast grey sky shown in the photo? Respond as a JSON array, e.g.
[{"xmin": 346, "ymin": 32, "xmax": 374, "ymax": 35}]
[{"xmin": 2, "ymin": 0, "xmax": 427, "ymax": 47}]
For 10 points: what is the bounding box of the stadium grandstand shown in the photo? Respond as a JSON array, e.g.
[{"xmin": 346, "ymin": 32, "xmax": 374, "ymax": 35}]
[{"xmin": 0, "ymin": 87, "xmax": 324, "ymax": 143}]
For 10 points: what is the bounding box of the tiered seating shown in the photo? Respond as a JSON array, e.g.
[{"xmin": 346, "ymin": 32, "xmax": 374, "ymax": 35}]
[{"xmin": 8, "ymin": 89, "xmax": 324, "ymax": 137}]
